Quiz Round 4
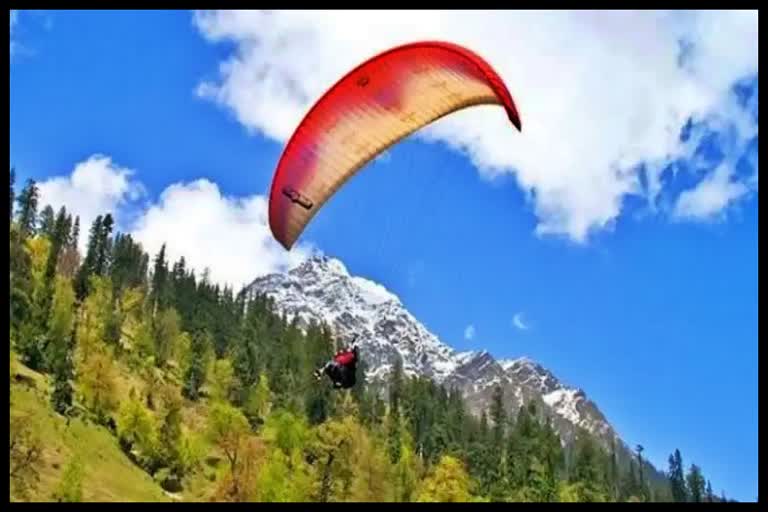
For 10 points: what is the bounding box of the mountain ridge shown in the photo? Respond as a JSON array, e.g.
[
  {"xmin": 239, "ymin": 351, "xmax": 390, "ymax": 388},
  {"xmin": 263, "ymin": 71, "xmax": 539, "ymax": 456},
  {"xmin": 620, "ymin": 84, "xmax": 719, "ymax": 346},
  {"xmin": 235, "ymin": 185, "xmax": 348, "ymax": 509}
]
[
  {"xmin": 246, "ymin": 254, "xmax": 672, "ymax": 489},
  {"xmin": 246, "ymin": 254, "xmax": 623, "ymax": 447}
]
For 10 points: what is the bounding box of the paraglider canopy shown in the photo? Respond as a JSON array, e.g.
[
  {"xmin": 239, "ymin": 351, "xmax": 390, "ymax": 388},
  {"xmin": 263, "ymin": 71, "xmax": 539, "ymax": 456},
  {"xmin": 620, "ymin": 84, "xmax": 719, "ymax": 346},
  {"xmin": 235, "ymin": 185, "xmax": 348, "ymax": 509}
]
[{"xmin": 268, "ymin": 40, "xmax": 522, "ymax": 250}]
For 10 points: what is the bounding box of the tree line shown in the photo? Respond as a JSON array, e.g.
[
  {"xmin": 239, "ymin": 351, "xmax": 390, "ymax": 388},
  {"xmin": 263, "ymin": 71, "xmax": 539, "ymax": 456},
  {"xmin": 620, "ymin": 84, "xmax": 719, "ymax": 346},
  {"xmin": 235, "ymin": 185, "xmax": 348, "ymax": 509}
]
[{"xmin": 9, "ymin": 169, "xmax": 731, "ymax": 502}]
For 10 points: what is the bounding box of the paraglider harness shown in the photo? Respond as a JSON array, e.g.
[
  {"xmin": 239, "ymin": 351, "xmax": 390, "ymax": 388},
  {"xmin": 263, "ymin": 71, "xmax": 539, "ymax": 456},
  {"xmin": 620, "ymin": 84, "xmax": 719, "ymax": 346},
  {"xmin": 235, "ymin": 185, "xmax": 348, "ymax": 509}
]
[{"xmin": 314, "ymin": 336, "xmax": 360, "ymax": 389}]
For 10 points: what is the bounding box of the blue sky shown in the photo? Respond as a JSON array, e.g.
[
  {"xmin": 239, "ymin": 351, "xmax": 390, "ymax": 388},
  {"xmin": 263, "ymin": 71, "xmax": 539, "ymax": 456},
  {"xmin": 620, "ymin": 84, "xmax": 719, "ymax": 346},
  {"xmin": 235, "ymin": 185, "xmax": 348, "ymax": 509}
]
[{"xmin": 10, "ymin": 10, "xmax": 758, "ymax": 500}]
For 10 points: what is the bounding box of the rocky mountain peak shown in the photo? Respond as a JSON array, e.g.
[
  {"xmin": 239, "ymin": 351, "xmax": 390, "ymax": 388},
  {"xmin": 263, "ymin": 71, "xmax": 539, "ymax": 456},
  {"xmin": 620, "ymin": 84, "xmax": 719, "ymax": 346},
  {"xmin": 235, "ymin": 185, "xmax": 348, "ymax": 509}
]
[{"xmin": 247, "ymin": 254, "xmax": 624, "ymax": 452}]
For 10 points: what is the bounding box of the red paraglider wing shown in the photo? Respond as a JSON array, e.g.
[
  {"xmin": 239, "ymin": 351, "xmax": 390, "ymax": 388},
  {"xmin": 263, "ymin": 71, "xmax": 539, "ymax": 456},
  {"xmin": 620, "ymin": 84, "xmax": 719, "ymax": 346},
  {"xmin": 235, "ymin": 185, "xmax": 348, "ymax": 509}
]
[{"xmin": 269, "ymin": 41, "xmax": 522, "ymax": 250}]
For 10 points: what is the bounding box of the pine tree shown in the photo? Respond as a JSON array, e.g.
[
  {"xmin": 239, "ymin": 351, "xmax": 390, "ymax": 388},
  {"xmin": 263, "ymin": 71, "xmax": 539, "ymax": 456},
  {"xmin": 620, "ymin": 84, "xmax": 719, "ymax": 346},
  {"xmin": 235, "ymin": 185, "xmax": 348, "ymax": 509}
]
[
  {"xmin": 85, "ymin": 215, "xmax": 102, "ymax": 259},
  {"xmin": 488, "ymin": 385, "xmax": 507, "ymax": 500},
  {"xmin": 40, "ymin": 207, "xmax": 71, "ymax": 331},
  {"xmin": 233, "ymin": 294, "xmax": 264, "ymax": 390},
  {"xmin": 570, "ymin": 434, "xmax": 608, "ymax": 502},
  {"xmin": 505, "ymin": 409, "xmax": 523, "ymax": 490},
  {"xmin": 686, "ymin": 464, "xmax": 705, "ymax": 502},
  {"xmin": 544, "ymin": 419, "xmax": 565, "ymax": 497},
  {"xmin": 153, "ymin": 307, "xmax": 181, "ymax": 368},
  {"xmin": 151, "ymin": 243, "xmax": 169, "ymax": 313},
  {"xmin": 55, "ymin": 215, "xmax": 81, "ymax": 279},
  {"xmin": 388, "ymin": 356, "xmax": 404, "ymax": 463},
  {"xmin": 38, "ymin": 205, "xmax": 55, "ymax": 238},
  {"xmin": 513, "ymin": 412, "xmax": 563, "ymax": 502},
  {"xmin": 608, "ymin": 441, "xmax": 620, "ymax": 501},
  {"xmin": 110, "ymin": 233, "xmax": 126, "ymax": 294},
  {"xmin": 405, "ymin": 377, "xmax": 440, "ymax": 464},
  {"xmin": 635, "ymin": 444, "xmax": 648, "ymax": 501},
  {"xmin": 9, "ymin": 225, "xmax": 34, "ymax": 336},
  {"xmin": 210, "ymin": 358, "xmax": 235, "ymax": 402},
  {"xmin": 47, "ymin": 273, "xmax": 75, "ymax": 372},
  {"xmin": 74, "ymin": 215, "xmax": 103, "ymax": 299},
  {"xmin": 9, "ymin": 167, "xmax": 15, "ymax": 221},
  {"xmin": 244, "ymin": 373, "xmax": 272, "ymax": 429},
  {"xmin": 304, "ymin": 323, "xmax": 338, "ymax": 425},
  {"xmin": 79, "ymin": 347, "xmax": 118, "ymax": 424},
  {"xmin": 116, "ymin": 393, "xmax": 158, "ymax": 468},
  {"xmin": 667, "ymin": 449, "xmax": 687, "ymax": 502},
  {"xmin": 467, "ymin": 411, "xmax": 492, "ymax": 497},
  {"xmin": 51, "ymin": 305, "xmax": 76, "ymax": 416},
  {"xmin": 489, "ymin": 385, "xmax": 506, "ymax": 448},
  {"xmin": 15, "ymin": 178, "xmax": 39, "ymax": 238},
  {"xmin": 392, "ymin": 429, "xmax": 420, "ymax": 501},
  {"xmin": 70, "ymin": 216, "xmax": 80, "ymax": 248},
  {"xmin": 705, "ymin": 480, "xmax": 714, "ymax": 502},
  {"xmin": 182, "ymin": 329, "xmax": 210, "ymax": 400},
  {"xmin": 95, "ymin": 213, "xmax": 114, "ymax": 276},
  {"xmin": 14, "ymin": 235, "xmax": 52, "ymax": 369},
  {"xmin": 158, "ymin": 389, "xmax": 184, "ymax": 472},
  {"xmin": 110, "ymin": 233, "xmax": 148, "ymax": 295},
  {"xmin": 51, "ymin": 349, "xmax": 74, "ymax": 415},
  {"xmin": 74, "ymin": 275, "xmax": 113, "ymax": 363}
]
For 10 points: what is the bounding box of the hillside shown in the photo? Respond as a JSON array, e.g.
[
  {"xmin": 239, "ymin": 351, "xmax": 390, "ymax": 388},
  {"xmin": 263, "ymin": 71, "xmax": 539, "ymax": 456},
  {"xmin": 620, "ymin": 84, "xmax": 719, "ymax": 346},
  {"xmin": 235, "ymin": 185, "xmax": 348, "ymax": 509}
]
[
  {"xmin": 8, "ymin": 193, "xmax": 719, "ymax": 502},
  {"xmin": 10, "ymin": 353, "xmax": 171, "ymax": 502}
]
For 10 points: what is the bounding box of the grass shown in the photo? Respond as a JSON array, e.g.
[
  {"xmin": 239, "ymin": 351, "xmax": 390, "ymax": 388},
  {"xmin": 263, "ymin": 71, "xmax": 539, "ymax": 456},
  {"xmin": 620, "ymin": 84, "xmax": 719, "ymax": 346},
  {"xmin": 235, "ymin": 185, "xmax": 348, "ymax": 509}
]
[
  {"xmin": 9, "ymin": 350, "xmax": 235, "ymax": 502},
  {"xmin": 10, "ymin": 353, "xmax": 171, "ymax": 502}
]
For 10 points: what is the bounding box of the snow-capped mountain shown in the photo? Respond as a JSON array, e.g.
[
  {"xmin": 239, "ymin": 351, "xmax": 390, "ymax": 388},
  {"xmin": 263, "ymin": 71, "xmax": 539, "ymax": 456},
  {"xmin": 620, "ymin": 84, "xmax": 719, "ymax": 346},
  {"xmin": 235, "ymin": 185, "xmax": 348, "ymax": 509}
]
[
  {"xmin": 245, "ymin": 255, "xmax": 458, "ymax": 383},
  {"xmin": 245, "ymin": 254, "xmax": 621, "ymax": 450}
]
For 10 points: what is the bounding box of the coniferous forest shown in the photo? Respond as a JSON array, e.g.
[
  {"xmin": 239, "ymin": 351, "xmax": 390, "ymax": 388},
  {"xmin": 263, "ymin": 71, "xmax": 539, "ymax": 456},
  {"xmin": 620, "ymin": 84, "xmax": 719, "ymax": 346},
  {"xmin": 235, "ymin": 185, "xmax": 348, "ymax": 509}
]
[{"xmin": 9, "ymin": 170, "xmax": 731, "ymax": 502}]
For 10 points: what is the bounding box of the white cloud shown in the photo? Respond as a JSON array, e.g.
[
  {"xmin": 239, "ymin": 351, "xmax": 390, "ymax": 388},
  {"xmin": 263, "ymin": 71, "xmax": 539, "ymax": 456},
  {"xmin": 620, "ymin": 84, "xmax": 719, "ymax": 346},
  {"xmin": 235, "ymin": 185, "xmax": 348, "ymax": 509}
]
[
  {"xmin": 673, "ymin": 164, "xmax": 750, "ymax": 221},
  {"xmin": 130, "ymin": 178, "xmax": 312, "ymax": 290},
  {"xmin": 464, "ymin": 324, "xmax": 476, "ymax": 340},
  {"xmin": 513, "ymin": 312, "xmax": 529, "ymax": 331},
  {"xmin": 37, "ymin": 154, "xmax": 145, "ymax": 253},
  {"xmin": 38, "ymin": 154, "xmax": 311, "ymax": 290},
  {"xmin": 668, "ymin": 92, "xmax": 759, "ymax": 219},
  {"xmin": 193, "ymin": 10, "xmax": 758, "ymax": 243}
]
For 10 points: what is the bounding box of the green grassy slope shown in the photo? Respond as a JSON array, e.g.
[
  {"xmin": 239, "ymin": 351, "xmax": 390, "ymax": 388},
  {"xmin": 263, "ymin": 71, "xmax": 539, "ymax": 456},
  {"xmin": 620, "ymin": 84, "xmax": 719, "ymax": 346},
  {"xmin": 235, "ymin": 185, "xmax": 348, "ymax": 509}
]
[{"xmin": 10, "ymin": 354, "xmax": 171, "ymax": 502}]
